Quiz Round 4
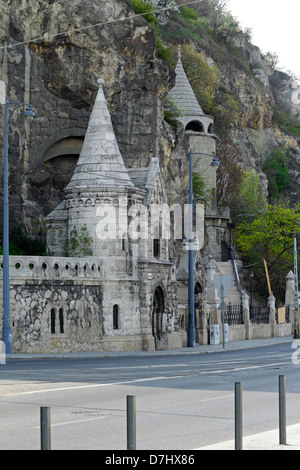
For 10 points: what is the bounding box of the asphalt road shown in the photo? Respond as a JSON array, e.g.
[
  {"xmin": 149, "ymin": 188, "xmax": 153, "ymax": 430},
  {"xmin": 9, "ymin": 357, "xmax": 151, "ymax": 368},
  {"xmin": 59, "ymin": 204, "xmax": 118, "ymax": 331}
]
[{"xmin": 0, "ymin": 342, "xmax": 299, "ymax": 450}]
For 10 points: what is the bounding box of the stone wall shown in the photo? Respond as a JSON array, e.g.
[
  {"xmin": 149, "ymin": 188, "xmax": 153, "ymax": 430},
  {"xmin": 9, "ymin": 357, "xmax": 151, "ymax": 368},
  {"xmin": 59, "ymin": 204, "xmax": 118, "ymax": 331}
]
[
  {"xmin": 10, "ymin": 280, "xmax": 103, "ymax": 353},
  {"xmin": 0, "ymin": 254, "xmax": 183, "ymax": 353}
]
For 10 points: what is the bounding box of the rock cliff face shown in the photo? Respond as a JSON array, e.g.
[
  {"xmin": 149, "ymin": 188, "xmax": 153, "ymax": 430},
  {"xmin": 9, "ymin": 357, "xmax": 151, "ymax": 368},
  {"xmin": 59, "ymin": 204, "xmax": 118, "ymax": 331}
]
[
  {"xmin": 0, "ymin": 0, "xmax": 175, "ymax": 234},
  {"xmin": 0, "ymin": 0, "xmax": 300, "ymax": 239}
]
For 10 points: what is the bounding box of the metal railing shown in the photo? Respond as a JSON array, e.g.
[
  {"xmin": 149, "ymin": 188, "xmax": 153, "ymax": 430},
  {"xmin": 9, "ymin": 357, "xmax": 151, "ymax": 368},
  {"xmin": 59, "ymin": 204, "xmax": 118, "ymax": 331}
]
[
  {"xmin": 227, "ymin": 243, "xmax": 243, "ymax": 298},
  {"xmin": 250, "ymin": 306, "xmax": 270, "ymax": 325},
  {"xmin": 224, "ymin": 304, "xmax": 244, "ymax": 325}
]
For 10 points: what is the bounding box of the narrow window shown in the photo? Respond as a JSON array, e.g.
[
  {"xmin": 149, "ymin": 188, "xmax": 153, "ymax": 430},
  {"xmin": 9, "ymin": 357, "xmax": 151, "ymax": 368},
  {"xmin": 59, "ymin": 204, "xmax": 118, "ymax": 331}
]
[
  {"xmin": 51, "ymin": 309, "xmax": 56, "ymax": 334},
  {"xmin": 59, "ymin": 308, "xmax": 64, "ymax": 334},
  {"xmin": 153, "ymin": 239, "xmax": 160, "ymax": 258},
  {"xmin": 113, "ymin": 305, "xmax": 119, "ymax": 330}
]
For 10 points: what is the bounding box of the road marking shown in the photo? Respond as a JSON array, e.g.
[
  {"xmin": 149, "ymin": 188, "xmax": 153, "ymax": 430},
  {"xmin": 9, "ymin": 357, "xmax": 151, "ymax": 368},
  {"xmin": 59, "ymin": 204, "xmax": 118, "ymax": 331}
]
[
  {"xmin": 34, "ymin": 414, "xmax": 109, "ymax": 429},
  {"xmin": 6, "ymin": 375, "xmax": 187, "ymax": 396},
  {"xmin": 3, "ymin": 360, "xmax": 291, "ymax": 397}
]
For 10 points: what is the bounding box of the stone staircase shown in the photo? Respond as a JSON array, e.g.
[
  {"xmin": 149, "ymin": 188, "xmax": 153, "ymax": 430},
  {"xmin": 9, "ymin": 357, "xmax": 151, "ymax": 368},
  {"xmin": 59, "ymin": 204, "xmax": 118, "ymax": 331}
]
[{"xmin": 216, "ymin": 261, "xmax": 242, "ymax": 305}]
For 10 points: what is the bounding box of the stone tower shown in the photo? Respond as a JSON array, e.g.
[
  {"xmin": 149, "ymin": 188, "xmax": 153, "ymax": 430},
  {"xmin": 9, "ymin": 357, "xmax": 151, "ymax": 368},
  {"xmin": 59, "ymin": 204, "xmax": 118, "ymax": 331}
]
[
  {"xmin": 168, "ymin": 46, "xmax": 232, "ymax": 344},
  {"xmin": 45, "ymin": 78, "xmax": 182, "ymax": 352},
  {"xmin": 168, "ymin": 46, "xmax": 218, "ymax": 205}
]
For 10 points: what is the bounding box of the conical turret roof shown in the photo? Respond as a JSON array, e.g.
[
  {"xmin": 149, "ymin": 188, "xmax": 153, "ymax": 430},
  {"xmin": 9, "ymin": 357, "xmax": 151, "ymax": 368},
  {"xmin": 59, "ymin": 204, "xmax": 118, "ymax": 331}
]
[
  {"xmin": 66, "ymin": 78, "xmax": 134, "ymax": 192},
  {"xmin": 168, "ymin": 45, "xmax": 204, "ymax": 117}
]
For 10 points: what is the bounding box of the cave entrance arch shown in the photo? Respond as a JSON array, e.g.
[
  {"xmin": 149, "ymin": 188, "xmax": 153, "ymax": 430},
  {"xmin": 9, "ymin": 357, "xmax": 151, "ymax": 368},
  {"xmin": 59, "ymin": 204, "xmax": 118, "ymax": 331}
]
[{"xmin": 42, "ymin": 137, "xmax": 84, "ymax": 213}]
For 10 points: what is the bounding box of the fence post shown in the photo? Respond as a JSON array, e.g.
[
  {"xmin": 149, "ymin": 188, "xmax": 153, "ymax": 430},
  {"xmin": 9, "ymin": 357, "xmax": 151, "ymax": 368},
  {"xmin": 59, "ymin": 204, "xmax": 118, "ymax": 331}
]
[
  {"xmin": 127, "ymin": 395, "xmax": 136, "ymax": 450},
  {"xmin": 279, "ymin": 375, "xmax": 287, "ymax": 445},
  {"xmin": 235, "ymin": 382, "xmax": 243, "ymax": 450},
  {"xmin": 242, "ymin": 291, "xmax": 250, "ymax": 340},
  {"xmin": 40, "ymin": 406, "xmax": 51, "ymax": 450}
]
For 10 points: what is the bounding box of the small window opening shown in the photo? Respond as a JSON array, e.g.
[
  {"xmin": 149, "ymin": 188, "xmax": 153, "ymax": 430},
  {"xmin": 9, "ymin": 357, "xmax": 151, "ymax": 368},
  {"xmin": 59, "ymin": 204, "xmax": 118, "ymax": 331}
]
[
  {"xmin": 153, "ymin": 239, "xmax": 160, "ymax": 258},
  {"xmin": 51, "ymin": 309, "xmax": 56, "ymax": 334},
  {"xmin": 59, "ymin": 308, "xmax": 64, "ymax": 334},
  {"xmin": 185, "ymin": 120, "xmax": 204, "ymax": 132},
  {"xmin": 113, "ymin": 305, "xmax": 119, "ymax": 330}
]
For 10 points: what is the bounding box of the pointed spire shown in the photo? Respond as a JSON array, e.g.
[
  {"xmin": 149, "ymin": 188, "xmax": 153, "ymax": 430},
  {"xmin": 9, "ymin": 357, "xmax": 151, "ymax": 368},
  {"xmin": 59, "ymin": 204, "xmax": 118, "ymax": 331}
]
[
  {"xmin": 168, "ymin": 45, "xmax": 204, "ymax": 117},
  {"xmin": 66, "ymin": 78, "xmax": 134, "ymax": 192}
]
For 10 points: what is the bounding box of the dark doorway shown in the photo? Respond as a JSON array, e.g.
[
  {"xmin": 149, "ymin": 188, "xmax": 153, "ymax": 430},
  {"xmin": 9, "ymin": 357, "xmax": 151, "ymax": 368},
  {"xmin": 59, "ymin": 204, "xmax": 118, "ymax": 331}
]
[{"xmin": 152, "ymin": 286, "xmax": 165, "ymax": 347}]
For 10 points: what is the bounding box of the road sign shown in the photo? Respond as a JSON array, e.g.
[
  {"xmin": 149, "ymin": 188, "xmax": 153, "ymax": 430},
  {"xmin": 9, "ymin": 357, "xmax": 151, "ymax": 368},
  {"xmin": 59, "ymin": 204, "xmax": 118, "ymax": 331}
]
[{"xmin": 214, "ymin": 274, "xmax": 231, "ymax": 289}]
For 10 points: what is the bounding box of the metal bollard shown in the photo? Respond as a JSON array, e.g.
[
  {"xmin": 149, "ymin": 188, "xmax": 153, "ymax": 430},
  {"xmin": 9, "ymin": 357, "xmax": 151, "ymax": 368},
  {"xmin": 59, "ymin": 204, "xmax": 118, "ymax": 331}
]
[
  {"xmin": 40, "ymin": 406, "xmax": 51, "ymax": 450},
  {"xmin": 279, "ymin": 375, "xmax": 287, "ymax": 445},
  {"xmin": 235, "ymin": 382, "xmax": 243, "ymax": 450},
  {"xmin": 127, "ymin": 395, "xmax": 136, "ymax": 450}
]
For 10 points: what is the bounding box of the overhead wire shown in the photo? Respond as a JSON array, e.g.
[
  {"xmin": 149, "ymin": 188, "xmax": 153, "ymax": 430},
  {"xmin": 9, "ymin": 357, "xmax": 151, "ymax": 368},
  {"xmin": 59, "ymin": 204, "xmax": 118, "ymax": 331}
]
[{"xmin": 0, "ymin": 0, "xmax": 211, "ymax": 52}]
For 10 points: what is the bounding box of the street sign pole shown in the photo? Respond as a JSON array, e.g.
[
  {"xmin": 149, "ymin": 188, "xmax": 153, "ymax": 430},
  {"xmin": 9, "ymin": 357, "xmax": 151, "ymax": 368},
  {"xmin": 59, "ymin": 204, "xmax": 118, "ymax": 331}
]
[{"xmin": 221, "ymin": 282, "xmax": 225, "ymax": 349}]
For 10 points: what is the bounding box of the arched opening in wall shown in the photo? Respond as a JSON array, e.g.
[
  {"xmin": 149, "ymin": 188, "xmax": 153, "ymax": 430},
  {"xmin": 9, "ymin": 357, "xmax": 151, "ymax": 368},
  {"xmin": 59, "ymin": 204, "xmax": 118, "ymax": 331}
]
[
  {"xmin": 113, "ymin": 305, "xmax": 120, "ymax": 330},
  {"xmin": 34, "ymin": 137, "xmax": 84, "ymax": 215},
  {"xmin": 59, "ymin": 308, "xmax": 64, "ymax": 334},
  {"xmin": 207, "ymin": 123, "xmax": 214, "ymax": 134},
  {"xmin": 185, "ymin": 120, "xmax": 204, "ymax": 133},
  {"xmin": 51, "ymin": 309, "xmax": 56, "ymax": 334},
  {"xmin": 152, "ymin": 286, "xmax": 165, "ymax": 345}
]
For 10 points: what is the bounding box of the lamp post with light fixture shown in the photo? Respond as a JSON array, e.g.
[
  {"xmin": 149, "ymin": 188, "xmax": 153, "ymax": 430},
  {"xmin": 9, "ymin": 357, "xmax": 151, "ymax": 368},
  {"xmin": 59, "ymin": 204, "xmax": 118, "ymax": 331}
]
[
  {"xmin": 187, "ymin": 150, "xmax": 219, "ymax": 347},
  {"xmin": 2, "ymin": 98, "xmax": 35, "ymax": 354}
]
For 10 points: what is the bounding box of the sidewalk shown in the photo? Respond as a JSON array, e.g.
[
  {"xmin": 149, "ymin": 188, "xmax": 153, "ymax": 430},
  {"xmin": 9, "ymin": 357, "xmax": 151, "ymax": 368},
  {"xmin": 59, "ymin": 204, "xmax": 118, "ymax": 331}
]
[
  {"xmin": 196, "ymin": 423, "xmax": 300, "ymax": 451},
  {"xmin": 6, "ymin": 335, "xmax": 295, "ymax": 360}
]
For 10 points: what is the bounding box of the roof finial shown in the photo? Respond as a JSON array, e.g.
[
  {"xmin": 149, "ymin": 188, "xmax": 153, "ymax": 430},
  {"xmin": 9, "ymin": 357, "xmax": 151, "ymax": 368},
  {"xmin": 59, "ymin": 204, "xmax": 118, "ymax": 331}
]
[{"xmin": 97, "ymin": 78, "xmax": 105, "ymax": 87}]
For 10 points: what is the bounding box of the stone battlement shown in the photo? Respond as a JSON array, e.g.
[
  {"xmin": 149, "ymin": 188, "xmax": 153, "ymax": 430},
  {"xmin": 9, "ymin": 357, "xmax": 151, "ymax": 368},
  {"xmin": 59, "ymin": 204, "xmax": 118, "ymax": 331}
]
[{"xmin": 0, "ymin": 256, "xmax": 103, "ymax": 281}]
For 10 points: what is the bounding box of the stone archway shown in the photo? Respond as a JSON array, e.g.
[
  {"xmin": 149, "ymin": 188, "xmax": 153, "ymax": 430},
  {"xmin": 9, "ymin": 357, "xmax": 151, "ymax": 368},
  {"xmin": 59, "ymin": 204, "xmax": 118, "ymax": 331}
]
[
  {"xmin": 34, "ymin": 137, "xmax": 84, "ymax": 214},
  {"xmin": 185, "ymin": 120, "xmax": 204, "ymax": 133}
]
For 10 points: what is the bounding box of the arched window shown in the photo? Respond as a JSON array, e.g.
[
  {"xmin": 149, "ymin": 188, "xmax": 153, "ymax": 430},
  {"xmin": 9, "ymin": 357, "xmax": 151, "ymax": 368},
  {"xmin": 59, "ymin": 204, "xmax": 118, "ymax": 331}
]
[
  {"xmin": 51, "ymin": 309, "xmax": 56, "ymax": 334},
  {"xmin": 113, "ymin": 305, "xmax": 119, "ymax": 330},
  {"xmin": 208, "ymin": 123, "xmax": 214, "ymax": 134},
  {"xmin": 185, "ymin": 120, "xmax": 204, "ymax": 133},
  {"xmin": 59, "ymin": 308, "xmax": 64, "ymax": 334}
]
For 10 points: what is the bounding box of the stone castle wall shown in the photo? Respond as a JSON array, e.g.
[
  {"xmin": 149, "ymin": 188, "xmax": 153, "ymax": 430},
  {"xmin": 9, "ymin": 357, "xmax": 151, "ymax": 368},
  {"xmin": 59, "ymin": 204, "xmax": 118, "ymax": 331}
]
[{"xmin": 0, "ymin": 255, "xmax": 182, "ymax": 353}]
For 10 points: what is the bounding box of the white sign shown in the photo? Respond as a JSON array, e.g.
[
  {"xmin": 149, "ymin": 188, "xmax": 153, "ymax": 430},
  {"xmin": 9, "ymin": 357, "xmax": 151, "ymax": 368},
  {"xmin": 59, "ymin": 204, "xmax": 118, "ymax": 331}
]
[
  {"xmin": 0, "ymin": 80, "xmax": 6, "ymax": 105},
  {"xmin": 214, "ymin": 273, "xmax": 231, "ymax": 289}
]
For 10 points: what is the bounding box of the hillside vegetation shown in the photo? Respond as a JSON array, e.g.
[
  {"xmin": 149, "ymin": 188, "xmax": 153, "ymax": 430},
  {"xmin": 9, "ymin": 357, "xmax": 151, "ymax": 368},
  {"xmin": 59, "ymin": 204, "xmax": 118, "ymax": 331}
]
[{"xmin": 130, "ymin": 0, "xmax": 300, "ymax": 301}]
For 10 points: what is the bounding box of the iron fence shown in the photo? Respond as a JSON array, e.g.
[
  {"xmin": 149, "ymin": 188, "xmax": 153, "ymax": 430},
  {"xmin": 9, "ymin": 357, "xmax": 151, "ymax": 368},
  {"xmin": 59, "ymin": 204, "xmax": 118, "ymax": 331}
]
[
  {"xmin": 224, "ymin": 304, "xmax": 243, "ymax": 325},
  {"xmin": 250, "ymin": 306, "xmax": 270, "ymax": 325}
]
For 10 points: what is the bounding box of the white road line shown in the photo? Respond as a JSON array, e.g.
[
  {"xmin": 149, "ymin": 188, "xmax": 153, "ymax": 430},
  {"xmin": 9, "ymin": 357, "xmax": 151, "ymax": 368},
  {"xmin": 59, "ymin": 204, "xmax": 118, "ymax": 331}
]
[
  {"xmin": 6, "ymin": 375, "xmax": 186, "ymax": 396},
  {"xmin": 3, "ymin": 360, "xmax": 290, "ymax": 397},
  {"xmin": 34, "ymin": 415, "xmax": 109, "ymax": 429}
]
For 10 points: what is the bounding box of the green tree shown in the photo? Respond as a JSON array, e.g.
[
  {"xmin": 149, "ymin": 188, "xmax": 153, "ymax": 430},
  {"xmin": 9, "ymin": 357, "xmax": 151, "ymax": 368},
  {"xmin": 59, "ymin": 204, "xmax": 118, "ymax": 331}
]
[
  {"xmin": 231, "ymin": 169, "xmax": 266, "ymax": 220},
  {"xmin": 234, "ymin": 203, "xmax": 300, "ymax": 300},
  {"xmin": 180, "ymin": 44, "xmax": 220, "ymax": 115},
  {"xmin": 262, "ymin": 147, "xmax": 289, "ymax": 200}
]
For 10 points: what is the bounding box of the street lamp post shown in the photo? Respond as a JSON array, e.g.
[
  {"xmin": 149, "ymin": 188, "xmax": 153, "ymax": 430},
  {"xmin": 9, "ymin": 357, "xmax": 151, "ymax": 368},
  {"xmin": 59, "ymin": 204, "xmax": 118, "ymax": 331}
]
[
  {"xmin": 250, "ymin": 272, "xmax": 254, "ymax": 319},
  {"xmin": 188, "ymin": 149, "xmax": 219, "ymax": 347},
  {"xmin": 2, "ymin": 98, "xmax": 35, "ymax": 354},
  {"xmin": 294, "ymin": 228, "xmax": 299, "ymax": 338}
]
